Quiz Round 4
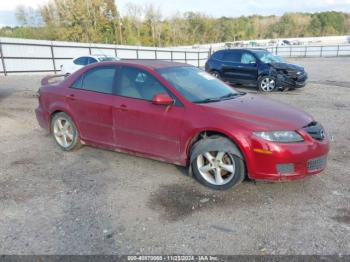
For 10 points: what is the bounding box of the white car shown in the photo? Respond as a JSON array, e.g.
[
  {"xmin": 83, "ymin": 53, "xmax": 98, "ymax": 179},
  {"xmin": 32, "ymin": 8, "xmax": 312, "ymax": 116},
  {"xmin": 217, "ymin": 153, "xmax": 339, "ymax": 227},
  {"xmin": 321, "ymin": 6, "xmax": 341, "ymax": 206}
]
[{"xmin": 60, "ymin": 55, "xmax": 120, "ymax": 75}]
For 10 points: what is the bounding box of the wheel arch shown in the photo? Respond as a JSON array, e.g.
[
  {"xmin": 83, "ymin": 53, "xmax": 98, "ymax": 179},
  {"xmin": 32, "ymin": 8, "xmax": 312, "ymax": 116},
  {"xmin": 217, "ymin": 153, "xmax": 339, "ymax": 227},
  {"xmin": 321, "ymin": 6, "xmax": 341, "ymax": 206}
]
[
  {"xmin": 185, "ymin": 129, "xmax": 246, "ymax": 165},
  {"xmin": 48, "ymin": 107, "xmax": 79, "ymax": 135}
]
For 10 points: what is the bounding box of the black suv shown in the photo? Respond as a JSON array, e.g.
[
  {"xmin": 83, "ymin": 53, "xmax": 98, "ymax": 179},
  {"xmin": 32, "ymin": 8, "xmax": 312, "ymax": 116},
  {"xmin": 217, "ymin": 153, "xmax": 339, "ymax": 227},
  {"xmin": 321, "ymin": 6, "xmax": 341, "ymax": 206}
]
[{"xmin": 205, "ymin": 49, "xmax": 308, "ymax": 92}]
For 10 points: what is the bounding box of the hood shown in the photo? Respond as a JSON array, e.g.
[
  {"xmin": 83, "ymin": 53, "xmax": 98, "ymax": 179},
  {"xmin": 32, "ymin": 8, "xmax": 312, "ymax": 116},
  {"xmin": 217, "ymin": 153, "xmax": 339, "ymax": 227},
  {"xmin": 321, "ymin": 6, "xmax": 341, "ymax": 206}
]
[
  {"xmin": 270, "ymin": 62, "xmax": 304, "ymax": 72},
  {"xmin": 200, "ymin": 94, "xmax": 313, "ymax": 130}
]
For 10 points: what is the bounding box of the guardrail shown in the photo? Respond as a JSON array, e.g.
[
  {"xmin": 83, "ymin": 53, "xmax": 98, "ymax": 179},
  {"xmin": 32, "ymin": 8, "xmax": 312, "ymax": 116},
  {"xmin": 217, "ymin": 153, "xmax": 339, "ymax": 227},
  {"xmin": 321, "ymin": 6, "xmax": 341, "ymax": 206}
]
[{"xmin": 0, "ymin": 39, "xmax": 210, "ymax": 76}]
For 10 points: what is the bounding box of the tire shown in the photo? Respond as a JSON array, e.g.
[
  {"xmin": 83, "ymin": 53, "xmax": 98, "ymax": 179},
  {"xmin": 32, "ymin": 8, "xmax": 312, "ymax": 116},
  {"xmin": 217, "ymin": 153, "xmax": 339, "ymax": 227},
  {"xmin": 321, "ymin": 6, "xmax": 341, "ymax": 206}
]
[
  {"xmin": 258, "ymin": 76, "xmax": 276, "ymax": 92},
  {"xmin": 190, "ymin": 136, "xmax": 245, "ymax": 190},
  {"xmin": 51, "ymin": 112, "xmax": 82, "ymax": 151},
  {"xmin": 210, "ymin": 70, "xmax": 221, "ymax": 79}
]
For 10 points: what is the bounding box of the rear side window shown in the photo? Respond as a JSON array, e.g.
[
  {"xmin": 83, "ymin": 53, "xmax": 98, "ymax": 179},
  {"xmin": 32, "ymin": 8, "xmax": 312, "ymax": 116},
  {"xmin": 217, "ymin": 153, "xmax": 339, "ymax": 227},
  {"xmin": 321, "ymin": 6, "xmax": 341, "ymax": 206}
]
[
  {"xmin": 73, "ymin": 57, "xmax": 88, "ymax": 65},
  {"xmin": 222, "ymin": 51, "xmax": 241, "ymax": 62},
  {"xmin": 71, "ymin": 75, "xmax": 83, "ymax": 89},
  {"xmin": 211, "ymin": 51, "xmax": 224, "ymax": 60},
  {"xmin": 88, "ymin": 57, "xmax": 98, "ymax": 64},
  {"xmin": 71, "ymin": 66, "xmax": 116, "ymax": 94}
]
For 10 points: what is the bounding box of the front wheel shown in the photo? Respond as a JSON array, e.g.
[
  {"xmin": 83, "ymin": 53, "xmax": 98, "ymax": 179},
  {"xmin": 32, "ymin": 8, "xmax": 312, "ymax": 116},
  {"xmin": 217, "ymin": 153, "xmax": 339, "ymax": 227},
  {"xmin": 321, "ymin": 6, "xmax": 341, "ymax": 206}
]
[
  {"xmin": 210, "ymin": 70, "xmax": 221, "ymax": 79},
  {"xmin": 258, "ymin": 76, "xmax": 276, "ymax": 92},
  {"xmin": 190, "ymin": 137, "xmax": 245, "ymax": 190}
]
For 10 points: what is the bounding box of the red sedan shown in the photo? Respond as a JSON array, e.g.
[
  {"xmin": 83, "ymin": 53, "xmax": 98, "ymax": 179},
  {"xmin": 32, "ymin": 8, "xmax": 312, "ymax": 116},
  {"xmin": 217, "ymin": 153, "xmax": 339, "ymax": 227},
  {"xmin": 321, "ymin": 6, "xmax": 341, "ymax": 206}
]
[{"xmin": 35, "ymin": 60, "xmax": 329, "ymax": 190}]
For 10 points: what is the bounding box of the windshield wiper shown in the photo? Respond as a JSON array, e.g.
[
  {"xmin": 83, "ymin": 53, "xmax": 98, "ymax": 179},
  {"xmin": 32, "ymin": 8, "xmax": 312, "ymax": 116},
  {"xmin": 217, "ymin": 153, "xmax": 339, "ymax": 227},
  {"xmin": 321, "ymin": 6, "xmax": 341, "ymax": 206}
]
[
  {"xmin": 194, "ymin": 97, "xmax": 222, "ymax": 104},
  {"xmin": 219, "ymin": 92, "xmax": 245, "ymax": 100},
  {"xmin": 194, "ymin": 92, "xmax": 245, "ymax": 104}
]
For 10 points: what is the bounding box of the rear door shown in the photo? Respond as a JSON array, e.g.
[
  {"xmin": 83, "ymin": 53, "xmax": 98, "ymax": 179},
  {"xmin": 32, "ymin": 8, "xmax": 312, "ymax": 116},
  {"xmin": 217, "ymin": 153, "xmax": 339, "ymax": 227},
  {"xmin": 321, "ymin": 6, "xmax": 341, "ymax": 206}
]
[
  {"xmin": 66, "ymin": 66, "xmax": 117, "ymax": 147},
  {"xmin": 221, "ymin": 50, "xmax": 243, "ymax": 83}
]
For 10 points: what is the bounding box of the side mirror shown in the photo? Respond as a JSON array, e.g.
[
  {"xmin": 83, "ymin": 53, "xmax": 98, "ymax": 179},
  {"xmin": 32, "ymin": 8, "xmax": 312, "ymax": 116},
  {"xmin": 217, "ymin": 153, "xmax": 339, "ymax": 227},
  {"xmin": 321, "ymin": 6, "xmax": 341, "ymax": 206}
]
[{"xmin": 152, "ymin": 93, "xmax": 174, "ymax": 106}]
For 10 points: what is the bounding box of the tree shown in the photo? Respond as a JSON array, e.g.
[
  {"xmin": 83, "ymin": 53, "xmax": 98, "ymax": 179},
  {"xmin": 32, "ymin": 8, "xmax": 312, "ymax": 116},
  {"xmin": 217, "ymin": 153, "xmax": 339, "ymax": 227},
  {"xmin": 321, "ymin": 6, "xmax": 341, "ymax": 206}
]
[
  {"xmin": 2, "ymin": 3, "xmax": 350, "ymax": 47},
  {"xmin": 40, "ymin": 0, "xmax": 119, "ymax": 43}
]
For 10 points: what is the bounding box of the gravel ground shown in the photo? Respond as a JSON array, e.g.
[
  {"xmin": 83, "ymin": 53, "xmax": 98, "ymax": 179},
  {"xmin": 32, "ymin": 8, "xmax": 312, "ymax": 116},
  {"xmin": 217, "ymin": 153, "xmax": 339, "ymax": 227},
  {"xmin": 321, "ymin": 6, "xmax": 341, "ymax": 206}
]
[{"xmin": 0, "ymin": 57, "xmax": 349, "ymax": 255}]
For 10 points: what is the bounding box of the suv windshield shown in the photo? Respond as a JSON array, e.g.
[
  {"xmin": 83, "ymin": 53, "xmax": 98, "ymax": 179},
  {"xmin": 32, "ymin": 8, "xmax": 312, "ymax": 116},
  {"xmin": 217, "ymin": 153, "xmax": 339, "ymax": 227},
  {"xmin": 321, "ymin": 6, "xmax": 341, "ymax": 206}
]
[
  {"xmin": 157, "ymin": 67, "xmax": 241, "ymax": 103},
  {"xmin": 255, "ymin": 51, "xmax": 283, "ymax": 63},
  {"xmin": 98, "ymin": 56, "xmax": 117, "ymax": 62}
]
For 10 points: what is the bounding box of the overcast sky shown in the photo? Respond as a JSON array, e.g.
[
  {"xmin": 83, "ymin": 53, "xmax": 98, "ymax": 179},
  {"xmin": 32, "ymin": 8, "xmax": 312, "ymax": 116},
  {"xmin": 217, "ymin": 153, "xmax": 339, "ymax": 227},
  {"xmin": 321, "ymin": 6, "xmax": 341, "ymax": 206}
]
[{"xmin": 1, "ymin": 0, "xmax": 350, "ymax": 26}]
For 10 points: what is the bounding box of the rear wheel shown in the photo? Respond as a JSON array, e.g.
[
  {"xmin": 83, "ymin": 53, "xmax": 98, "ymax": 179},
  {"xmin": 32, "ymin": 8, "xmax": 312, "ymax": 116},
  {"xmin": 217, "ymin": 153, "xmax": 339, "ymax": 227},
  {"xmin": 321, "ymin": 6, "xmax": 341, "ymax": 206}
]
[{"xmin": 51, "ymin": 112, "xmax": 81, "ymax": 151}]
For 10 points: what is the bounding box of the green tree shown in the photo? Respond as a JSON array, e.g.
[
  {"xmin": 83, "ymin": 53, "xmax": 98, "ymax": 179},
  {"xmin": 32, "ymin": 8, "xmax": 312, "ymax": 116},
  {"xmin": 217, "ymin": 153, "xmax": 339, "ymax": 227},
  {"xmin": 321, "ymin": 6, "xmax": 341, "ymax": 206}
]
[{"xmin": 1, "ymin": 3, "xmax": 349, "ymax": 47}]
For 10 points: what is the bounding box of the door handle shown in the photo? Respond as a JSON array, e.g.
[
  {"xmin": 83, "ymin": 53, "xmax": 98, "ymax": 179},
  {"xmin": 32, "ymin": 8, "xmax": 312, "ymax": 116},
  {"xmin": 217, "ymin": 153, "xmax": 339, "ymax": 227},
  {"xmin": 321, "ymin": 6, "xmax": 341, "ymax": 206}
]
[
  {"xmin": 120, "ymin": 104, "xmax": 128, "ymax": 111},
  {"xmin": 67, "ymin": 94, "xmax": 76, "ymax": 101}
]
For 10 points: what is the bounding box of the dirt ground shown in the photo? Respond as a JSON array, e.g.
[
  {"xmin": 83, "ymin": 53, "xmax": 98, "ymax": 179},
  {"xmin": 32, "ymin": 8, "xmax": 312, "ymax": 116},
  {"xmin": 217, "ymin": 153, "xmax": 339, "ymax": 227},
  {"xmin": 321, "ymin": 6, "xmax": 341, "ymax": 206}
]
[{"xmin": 0, "ymin": 57, "xmax": 349, "ymax": 255}]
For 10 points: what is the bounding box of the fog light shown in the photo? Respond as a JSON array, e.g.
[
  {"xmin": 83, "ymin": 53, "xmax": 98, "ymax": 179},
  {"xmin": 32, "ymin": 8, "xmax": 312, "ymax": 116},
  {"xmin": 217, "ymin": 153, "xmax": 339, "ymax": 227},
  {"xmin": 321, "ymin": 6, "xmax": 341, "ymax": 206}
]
[{"xmin": 276, "ymin": 164, "xmax": 295, "ymax": 174}]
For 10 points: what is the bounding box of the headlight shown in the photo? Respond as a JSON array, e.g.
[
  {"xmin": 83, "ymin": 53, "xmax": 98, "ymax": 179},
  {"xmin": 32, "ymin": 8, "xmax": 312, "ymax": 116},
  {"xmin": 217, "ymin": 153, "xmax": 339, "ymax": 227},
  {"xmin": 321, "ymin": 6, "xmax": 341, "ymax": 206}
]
[{"xmin": 253, "ymin": 131, "xmax": 304, "ymax": 142}]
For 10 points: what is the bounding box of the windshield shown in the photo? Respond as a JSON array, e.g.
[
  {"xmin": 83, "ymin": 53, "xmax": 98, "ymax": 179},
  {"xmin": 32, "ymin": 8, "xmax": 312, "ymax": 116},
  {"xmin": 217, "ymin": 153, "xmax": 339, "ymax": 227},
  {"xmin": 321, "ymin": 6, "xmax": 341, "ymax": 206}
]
[
  {"xmin": 98, "ymin": 56, "xmax": 117, "ymax": 62},
  {"xmin": 255, "ymin": 51, "xmax": 283, "ymax": 63},
  {"xmin": 156, "ymin": 67, "xmax": 241, "ymax": 103}
]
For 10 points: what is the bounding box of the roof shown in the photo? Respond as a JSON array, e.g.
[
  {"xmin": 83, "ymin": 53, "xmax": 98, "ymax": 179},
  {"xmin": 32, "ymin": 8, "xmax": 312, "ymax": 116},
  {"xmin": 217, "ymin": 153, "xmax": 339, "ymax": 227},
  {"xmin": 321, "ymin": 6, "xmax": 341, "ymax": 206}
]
[
  {"xmin": 215, "ymin": 48, "xmax": 268, "ymax": 53},
  {"xmin": 116, "ymin": 60, "xmax": 191, "ymax": 69}
]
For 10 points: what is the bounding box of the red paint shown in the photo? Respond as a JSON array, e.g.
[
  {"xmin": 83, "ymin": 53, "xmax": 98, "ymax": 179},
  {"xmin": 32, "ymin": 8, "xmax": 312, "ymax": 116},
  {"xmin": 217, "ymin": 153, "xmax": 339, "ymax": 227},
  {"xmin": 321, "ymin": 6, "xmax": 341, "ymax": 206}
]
[{"xmin": 35, "ymin": 60, "xmax": 330, "ymax": 181}]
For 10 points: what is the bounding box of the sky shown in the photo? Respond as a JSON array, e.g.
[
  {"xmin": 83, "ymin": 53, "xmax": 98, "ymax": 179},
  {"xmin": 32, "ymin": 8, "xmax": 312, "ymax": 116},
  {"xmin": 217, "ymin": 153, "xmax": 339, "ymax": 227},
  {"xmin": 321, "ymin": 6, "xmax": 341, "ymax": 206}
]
[{"xmin": 1, "ymin": 0, "xmax": 350, "ymax": 27}]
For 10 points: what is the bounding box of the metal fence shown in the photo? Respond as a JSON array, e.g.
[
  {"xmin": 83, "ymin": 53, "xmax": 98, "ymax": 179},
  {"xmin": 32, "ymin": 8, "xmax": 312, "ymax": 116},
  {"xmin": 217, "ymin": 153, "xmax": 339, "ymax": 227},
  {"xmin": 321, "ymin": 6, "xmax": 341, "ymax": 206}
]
[
  {"xmin": 1, "ymin": 37, "xmax": 350, "ymax": 76},
  {"xmin": 265, "ymin": 44, "xmax": 350, "ymax": 57},
  {"xmin": 0, "ymin": 38, "xmax": 210, "ymax": 76}
]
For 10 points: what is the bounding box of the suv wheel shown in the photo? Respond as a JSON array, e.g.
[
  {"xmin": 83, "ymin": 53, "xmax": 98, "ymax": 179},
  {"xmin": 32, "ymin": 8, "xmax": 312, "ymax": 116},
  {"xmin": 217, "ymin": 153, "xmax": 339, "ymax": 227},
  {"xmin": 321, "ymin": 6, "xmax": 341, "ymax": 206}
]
[
  {"xmin": 210, "ymin": 70, "xmax": 221, "ymax": 79},
  {"xmin": 258, "ymin": 76, "xmax": 276, "ymax": 92}
]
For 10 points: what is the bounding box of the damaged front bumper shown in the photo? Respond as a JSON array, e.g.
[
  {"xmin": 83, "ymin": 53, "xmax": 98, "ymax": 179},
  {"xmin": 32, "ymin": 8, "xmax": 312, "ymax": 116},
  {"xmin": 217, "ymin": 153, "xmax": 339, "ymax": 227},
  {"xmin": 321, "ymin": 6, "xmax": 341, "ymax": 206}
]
[{"xmin": 276, "ymin": 72, "xmax": 308, "ymax": 89}]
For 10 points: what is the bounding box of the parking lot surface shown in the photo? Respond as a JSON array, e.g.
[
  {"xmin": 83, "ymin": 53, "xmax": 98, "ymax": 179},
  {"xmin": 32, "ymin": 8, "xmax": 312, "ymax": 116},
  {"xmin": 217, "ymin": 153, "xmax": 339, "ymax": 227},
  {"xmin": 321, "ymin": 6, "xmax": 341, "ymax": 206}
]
[{"xmin": 0, "ymin": 57, "xmax": 349, "ymax": 255}]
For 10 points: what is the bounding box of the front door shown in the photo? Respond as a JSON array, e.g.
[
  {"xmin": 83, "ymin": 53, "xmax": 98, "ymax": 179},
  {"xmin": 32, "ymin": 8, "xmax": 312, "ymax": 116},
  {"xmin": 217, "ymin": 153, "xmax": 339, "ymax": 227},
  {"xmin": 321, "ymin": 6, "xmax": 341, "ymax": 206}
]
[
  {"xmin": 113, "ymin": 66, "xmax": 184, "ymax": 161},
  {"xmin": 236, "ymin": 52, "xmax": 258, "ymax": 85},
  {"xmin": 221, "ymin": 50, "xmax": 258, "ymax": 85}
]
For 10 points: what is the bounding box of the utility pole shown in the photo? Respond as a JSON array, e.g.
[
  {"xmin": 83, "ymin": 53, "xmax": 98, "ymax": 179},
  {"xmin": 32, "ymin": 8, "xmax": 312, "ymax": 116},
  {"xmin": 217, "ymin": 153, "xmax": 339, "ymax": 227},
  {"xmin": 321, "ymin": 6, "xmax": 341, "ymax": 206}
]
[{"xmin": 119, "ymin": 17, "xmax": 123, "ymax": 45}]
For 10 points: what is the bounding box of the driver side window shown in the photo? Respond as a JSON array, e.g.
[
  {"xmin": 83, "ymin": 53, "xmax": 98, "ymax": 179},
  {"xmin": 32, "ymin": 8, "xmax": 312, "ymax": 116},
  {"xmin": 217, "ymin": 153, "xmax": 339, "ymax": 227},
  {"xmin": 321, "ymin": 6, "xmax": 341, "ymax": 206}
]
[{"xmin": 116, "ymin": 67, "xmax": 168, "ymax": 101}]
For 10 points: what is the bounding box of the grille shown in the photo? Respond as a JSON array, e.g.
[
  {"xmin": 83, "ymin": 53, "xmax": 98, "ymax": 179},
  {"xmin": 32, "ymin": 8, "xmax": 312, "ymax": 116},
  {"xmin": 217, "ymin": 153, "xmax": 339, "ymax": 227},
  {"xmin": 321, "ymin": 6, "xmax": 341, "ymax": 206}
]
[
  {"xmin": 307, "ymin": 155, "xmax": 327, "ymax": 172},
  {"xmin": 303, "ymin": 121, "xmax": 325, "ymax": 141}
]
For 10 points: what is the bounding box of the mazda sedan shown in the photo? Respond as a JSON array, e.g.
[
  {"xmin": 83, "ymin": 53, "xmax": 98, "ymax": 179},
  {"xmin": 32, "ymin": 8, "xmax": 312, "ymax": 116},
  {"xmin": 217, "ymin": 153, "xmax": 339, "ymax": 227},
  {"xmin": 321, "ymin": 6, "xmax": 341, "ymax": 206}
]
[{"xmin": 35, "ymin": 60, "xmax": 329, "ymax": 190}]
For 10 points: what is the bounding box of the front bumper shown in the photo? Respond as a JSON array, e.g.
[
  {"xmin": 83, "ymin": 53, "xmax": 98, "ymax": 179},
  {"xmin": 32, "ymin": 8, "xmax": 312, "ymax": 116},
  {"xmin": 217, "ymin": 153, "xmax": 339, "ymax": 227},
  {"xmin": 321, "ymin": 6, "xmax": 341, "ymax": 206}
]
[
  {"xmin": 276, "ymin": 72, "xmax": 308, "ymax": 89},
  {"xmin": 246, "ymin": 132, "xmax": 329, "ymax": 181}
]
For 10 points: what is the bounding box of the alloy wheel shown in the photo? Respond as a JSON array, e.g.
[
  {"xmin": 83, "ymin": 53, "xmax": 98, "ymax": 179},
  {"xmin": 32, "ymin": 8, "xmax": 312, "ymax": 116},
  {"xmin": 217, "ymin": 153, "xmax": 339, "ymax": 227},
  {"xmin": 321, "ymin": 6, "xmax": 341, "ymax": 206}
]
[
  {"xmin": 53, "ymin": 117, "xmax": 74, "ymax": 148},
  {"xmin": 260, "ymin": 77, "xmax": 276, "ymax": 92},
  {"xmin": 196, "ymin": 151, "xmax": 236, "ymax": 186}
]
